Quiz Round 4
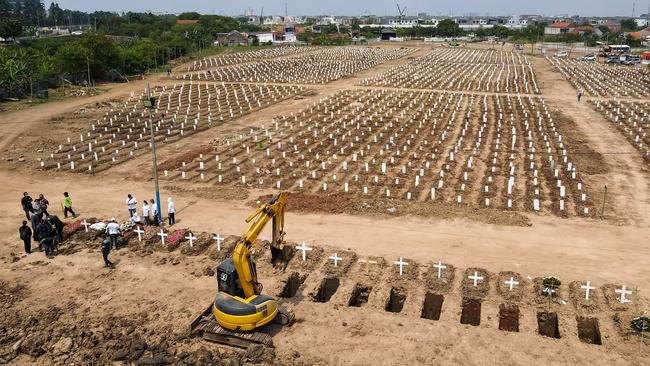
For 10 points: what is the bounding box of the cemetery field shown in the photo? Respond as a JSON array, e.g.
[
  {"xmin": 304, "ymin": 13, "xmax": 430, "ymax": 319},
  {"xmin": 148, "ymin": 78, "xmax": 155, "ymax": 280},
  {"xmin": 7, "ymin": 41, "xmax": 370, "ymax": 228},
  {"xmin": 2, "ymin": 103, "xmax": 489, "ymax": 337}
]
[{"xmin": 0, "ymin": 43, "xmax": 649, "ymax": 364}]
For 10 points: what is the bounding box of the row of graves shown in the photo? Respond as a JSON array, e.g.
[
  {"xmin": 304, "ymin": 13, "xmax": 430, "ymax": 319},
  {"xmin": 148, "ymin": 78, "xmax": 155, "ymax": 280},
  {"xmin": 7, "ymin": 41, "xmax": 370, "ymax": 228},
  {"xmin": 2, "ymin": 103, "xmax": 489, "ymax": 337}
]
[
  {"xmin": 65, "ymin": 218, "xmax": 650, "ymax": 347},
  {"xmin": 184, "ymin": 46, "xmax": 320, "ymax": 72},
  {"xmin": 590, "ymin": 100, "xmax": 650, "ymax": 165},
  {"xmin": 548, "ymin": 57, "xmax": 650, "ymax": 98},
  {"xmin": 180, "ymin": 47, "xmax": 417, "ymax": 84},
  {"xmin": 359, "ymin": 49, "xmax": 540, "ymax": 95},
  {"xmin": 158, "ymin": 88, "xmax": 593, "ymax": 217},
  {"xmin": 38, "ymin": 82, "xmax": 307, "ymax": 173}
]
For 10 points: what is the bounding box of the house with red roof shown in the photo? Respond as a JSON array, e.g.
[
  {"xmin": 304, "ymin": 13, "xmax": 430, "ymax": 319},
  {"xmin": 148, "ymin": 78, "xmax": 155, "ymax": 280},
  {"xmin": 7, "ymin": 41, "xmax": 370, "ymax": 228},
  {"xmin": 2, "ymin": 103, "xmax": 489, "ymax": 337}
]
[{"xmin": 544, "ymin": 22, "xmax": 575, "ymax": 35}]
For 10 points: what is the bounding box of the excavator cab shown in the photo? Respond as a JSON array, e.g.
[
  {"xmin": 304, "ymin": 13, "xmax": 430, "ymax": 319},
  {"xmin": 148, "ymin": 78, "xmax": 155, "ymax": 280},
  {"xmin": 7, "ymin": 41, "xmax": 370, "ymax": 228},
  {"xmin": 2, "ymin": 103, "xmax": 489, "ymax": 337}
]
[{"xmin": 216, "ymin": 258, "xmax": 246, "ymax": 299}]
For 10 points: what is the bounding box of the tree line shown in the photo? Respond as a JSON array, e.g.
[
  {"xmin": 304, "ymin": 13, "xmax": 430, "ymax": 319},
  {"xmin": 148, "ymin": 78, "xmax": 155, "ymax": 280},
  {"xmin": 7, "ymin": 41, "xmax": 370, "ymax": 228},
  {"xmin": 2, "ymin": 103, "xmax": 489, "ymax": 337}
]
[{"xmin": 0, "ymin": 2, "xmax": 263, "ymax": 99}]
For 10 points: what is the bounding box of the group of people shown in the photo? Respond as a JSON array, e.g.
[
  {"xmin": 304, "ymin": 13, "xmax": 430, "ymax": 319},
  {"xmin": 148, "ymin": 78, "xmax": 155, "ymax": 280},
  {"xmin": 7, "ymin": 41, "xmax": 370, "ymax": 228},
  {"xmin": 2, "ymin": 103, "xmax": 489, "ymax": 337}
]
[
  {"xmin": 126, "ymin": 194, "xmax": 176, "ymax": 226},
  {"xmin": 18, "ymin": 192, "xmax": 74, "ymax": 256}
]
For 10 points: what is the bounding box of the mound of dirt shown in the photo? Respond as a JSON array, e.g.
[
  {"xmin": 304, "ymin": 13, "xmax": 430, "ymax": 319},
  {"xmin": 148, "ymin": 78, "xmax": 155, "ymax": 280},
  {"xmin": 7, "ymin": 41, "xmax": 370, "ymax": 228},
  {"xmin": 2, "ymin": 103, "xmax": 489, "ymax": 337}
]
[
  {"xmin": 425, "ymin": 262, "xmax": 455, "ymax": 293},
  {"xmin": 461, "ymin": 268, "xmax": 490, "ymax": 299},
  {"xmin": 496, "ymin": 271, "xmax": 525, "ymax": 302}
]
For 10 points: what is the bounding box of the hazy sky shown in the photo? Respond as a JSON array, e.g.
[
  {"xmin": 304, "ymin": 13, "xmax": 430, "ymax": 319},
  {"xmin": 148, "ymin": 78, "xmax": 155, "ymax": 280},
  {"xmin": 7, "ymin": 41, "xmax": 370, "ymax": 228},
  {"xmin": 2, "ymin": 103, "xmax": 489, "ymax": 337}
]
[{"xmin": 45, "ymin": 0, "xmax": 647, "ymax": 17}]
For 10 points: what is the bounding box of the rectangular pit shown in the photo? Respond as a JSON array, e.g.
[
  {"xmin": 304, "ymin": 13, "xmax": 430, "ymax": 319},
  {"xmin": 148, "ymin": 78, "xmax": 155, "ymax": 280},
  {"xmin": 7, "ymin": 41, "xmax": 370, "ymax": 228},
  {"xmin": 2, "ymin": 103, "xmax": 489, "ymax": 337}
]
[
  {"xmin": 348, "ymin": 284, "xmax": 372, "ymax": 307},
  {"xmin": 384, "ymin": 287, "xmax": 406, "ymax": 313},
  {"xmin": 278, "ymin": 272, "xmax": 306, "ymax": 298},
  {"xmin": 537, "ymin": 311, "xmax": 561, "ymax": 339},
  {"xmin": 313, "ymin": 278, "xmax": 340, "ymax": 303},
  {"xmin": 576, "ymin": 316, "xmax": 602, "ymax": 345},
  {"xmin": 460, "ymin": 298, "xmax": 481, "ymax": 326},
  {"xmin": 498, "ymin": 304, "xmax": 520, "ymax": 332},
  {"xmin": 421, "ymin": 292, "xmax": 444, "ymax": 320}
]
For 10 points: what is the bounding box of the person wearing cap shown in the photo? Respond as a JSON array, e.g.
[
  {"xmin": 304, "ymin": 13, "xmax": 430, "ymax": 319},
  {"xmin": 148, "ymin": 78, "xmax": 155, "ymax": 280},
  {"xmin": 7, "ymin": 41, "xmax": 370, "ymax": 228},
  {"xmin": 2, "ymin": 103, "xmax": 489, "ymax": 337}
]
[
  {"xmin": 101, "ymin": 238, "xmax": 114, "ymax": 268},
  {"xmin": 105, "ymin": 218, "xmax": 121, "ymax": 250}
]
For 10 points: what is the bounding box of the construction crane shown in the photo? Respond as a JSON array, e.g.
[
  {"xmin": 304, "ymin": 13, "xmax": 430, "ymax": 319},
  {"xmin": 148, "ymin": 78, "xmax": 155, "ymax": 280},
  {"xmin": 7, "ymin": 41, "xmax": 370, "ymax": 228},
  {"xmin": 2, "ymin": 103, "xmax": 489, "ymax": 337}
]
[
  {"xmin": 190, "ymin": 193, "xmax": 295, "ymax": 348},
  {"xmin": 396, "ymin": 4, "xmax": 407, "ymax": 19}
]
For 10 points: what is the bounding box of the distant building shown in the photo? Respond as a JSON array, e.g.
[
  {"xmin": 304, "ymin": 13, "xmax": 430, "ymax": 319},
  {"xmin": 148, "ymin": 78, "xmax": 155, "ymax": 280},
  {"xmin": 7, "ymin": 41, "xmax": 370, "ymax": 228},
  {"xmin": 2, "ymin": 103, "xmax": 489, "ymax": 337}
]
[
  {"xmin": 215, "ymin": 31, "xmax": 249, "ymax": 46},
  {"xmin": 544, "ymin": 22, "xmax": 574, "ymax": 35},
  {"xmin": 569, "ymin": 25, "xmax": 594, "ymax": 36},
  {"xmin": 380, "ymin": 28, "xmax": 397, "ymax": 40}
]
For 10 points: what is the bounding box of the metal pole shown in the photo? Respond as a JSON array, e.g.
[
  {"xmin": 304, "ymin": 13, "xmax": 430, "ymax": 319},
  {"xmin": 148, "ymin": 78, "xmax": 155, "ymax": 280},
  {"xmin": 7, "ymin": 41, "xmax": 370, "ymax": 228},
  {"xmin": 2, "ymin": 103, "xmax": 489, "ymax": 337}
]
[
  {"xmin": 600, "ymin": 185, "xmax": 608, "ymax": 219},
  {"xmin": 147, "ymin": 84, "xmax": 162, "ymax": 223}
]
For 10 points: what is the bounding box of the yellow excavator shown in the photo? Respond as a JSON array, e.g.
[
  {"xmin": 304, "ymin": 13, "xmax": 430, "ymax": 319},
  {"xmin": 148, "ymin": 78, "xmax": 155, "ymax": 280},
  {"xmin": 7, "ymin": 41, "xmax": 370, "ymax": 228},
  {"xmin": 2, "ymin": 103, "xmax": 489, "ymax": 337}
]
[{"xmin": 190, "ymin": 193, "xmax": 295, "ymax": 348}]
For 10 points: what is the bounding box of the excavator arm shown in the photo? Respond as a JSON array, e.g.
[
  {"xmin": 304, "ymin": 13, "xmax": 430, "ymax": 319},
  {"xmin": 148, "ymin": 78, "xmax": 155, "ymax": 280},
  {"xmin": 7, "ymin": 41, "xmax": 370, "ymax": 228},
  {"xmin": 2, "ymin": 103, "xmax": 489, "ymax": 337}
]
[{"xmin": 232, "ymin": 193, "xmax": 288, "ymax": 298}]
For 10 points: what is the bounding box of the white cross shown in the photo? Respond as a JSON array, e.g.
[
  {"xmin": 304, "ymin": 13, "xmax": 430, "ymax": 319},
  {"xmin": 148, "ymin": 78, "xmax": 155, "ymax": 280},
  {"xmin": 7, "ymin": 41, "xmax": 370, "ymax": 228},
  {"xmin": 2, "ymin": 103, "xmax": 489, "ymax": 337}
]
[
  {"xmin": 615, "ymin": 285, "xmax": 632, "ymax": 304},
  {"xmin": 213, "ymin": 234, "xmax": 224, "ymax": 251},
  {"xmin": 468, "ymin": 271, "xmax": 484, "ymax": 287},
  {"xmin": 296, "ymin": 242, "xmax": 312, "ymax": 261},
  {"xmin": 185, "ymin": 232, "xmax": 197, "ymax": 247},
  {"xmin": 133, "ymin": 226, "xmax": 144, "ymax": 242},
  {"xmin": 157, "ymin": 229, "xmax": 168, "ymax": 245},
  {"xmin": 394, "ymin": 257, "xmax": 408, "ymax": 276},
  {"xmin": 581, "ymin": 281, "xmax": 595, "ymax": 300},
  {"xmin": 433, "ymin": 261, "xmax": 446, "ymax": 279},
  {"xmin": 504, "ymin": 277, "xmax": 519, "ymax": 291},
  {"xmin": 82, "ymin": 219, "xmax": 90, "ymax": 232},
  {"xmin": 329, "ymin": 253, "xmax": 342, "ymax": 267}
]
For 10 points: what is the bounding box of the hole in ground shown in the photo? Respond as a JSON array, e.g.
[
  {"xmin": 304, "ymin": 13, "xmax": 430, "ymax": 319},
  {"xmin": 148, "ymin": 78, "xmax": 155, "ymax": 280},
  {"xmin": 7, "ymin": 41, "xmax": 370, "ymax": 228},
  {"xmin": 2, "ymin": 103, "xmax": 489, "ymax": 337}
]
[
  {"xmin": 278, "ymin": 272, "xmax": 306, "ymax": 298},
  {"xmin": 384, "ymin": 287, "xmax": 406, "ymax": 313},
  {"xmin": 348, "ymin": 284, "xmax": 372, "ymax": 307},
  {"xmin": 576, "ymin": 316, "xmax": 602, "ymax": 345},
  {"xmin": 537, "ymin": 311, "xmax": 561, "ymax": 339},
  {"xmin": 460, "ymin": 298, "xmax": 481, "ymax": 326},
  {"xmin": 421, "ymin": 292, "xmax": 444, "ymax": 320},
  {"xmin": 498, "ymin": 304, "xmax": 520, "ymax": 332},
  {"xmin": 313, "ymin": 278, "xmax": 340, "ymax": 303}
]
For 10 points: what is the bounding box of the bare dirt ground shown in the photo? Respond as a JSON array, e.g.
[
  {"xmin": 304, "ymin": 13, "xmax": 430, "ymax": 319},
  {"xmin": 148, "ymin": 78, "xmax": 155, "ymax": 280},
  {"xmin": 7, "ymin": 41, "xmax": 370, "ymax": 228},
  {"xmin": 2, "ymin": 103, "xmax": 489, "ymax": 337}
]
[{"xmin": 0, "ymin": 43, "xmax": 649, "ymax": 365}]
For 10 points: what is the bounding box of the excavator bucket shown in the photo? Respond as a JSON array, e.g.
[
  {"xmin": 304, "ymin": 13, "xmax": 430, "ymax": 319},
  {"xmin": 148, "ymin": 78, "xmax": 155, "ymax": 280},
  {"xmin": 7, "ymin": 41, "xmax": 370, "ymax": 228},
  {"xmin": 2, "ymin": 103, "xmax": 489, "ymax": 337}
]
[{"xmin": 271, "ymin": 244, "xmax": 293, "ymax": 270}]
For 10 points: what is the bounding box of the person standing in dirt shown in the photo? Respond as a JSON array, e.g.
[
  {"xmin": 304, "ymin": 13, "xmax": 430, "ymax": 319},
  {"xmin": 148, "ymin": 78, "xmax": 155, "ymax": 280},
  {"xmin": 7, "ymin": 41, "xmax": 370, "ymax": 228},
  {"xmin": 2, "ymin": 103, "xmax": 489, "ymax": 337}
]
[
  {"xmin": 47, "ymin": 215, "xmax": 64, "ymax": 244},
  {"xmin": 142, "ymin": 200, "xmax": 151, "ymax": 225},
  {"xmin": 62, "ymin": 192, "xmax": 77, "ymax": 218},
  {"xmin": 36, "ymin": 219, "xmax": 55, "ymax": 257},
  {"xmin": 19, "ymin": 221, "xmax": 32, "ymax": 254},
  {"xmin": 167, "ymin": 197, "xmax": 175, "ymax": 226},
  {"xmin": 105, "ymin": 218, "xmax": 121, "ymax": 250},
  {"xmin": 38, "ymin": 194, "xmax": 50, "ymax": 216},
  {"xmin": 21, "ymin": 192, "xmax": 33, "ymax": 220},
  {"xmin": 577, "ymin": 89, "xmax": 583, "ymax": 102},
  {"xmin": 126, "ymin": 194, "xmax": 137, "ymax": 217},
  {"xmin": 150, "ymin": 199, "xmax": 159, "ymax": 226},
  {"xmin": 30, "ymin": 212, "xmax": 41, "ymax": 242},
  {"xmin": 32, "ymin": 199, "xmax": 43, "ymax": 219},
  {"xmin": 101, "ymin": 238, "xmax": 114, "ymax": 268}
]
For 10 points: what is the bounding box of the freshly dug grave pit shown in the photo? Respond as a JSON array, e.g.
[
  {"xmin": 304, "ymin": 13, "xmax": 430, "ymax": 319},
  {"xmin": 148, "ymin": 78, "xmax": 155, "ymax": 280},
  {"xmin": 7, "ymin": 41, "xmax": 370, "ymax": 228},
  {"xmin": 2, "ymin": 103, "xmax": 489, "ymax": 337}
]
[
  {"xmin": 384, "ymin": 287, "xmax": 407, "ymax": 313},
  {"xmin": 537, "ymin": 312, "xmax": 561, "ymax": 338},
  {"xmin": 460, "ymin": 298, "xmax": 482, "ymax": 326},
  {"xmin": 348, "ymin": 284, "xmax": 372, "ymax": 307},
  {"xmin": 498, "ymin": 304, "xmax": 520, "ymax": 332},
  {"xmin": 576, "ymin": 316, "xmax": 602, "ymax": 345},
  {"xmin": 278, "ymin": 272, "xmax": 306, "ymax": 298},
  {"xmin": 313, "ymin": 278, "xmax": 340, "ymax": 303},
  {"xmin": 421, "ymin": 292, "xmax": 444, "ymax": 320}
]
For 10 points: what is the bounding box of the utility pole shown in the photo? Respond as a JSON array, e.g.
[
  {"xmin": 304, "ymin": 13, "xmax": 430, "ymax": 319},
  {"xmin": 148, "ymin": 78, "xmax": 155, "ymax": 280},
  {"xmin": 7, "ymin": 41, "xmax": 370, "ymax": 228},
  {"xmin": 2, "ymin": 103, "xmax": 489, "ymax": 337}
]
[{"xmin": 143, "ymin": 84, "xmax": 162, "ymax": 223}]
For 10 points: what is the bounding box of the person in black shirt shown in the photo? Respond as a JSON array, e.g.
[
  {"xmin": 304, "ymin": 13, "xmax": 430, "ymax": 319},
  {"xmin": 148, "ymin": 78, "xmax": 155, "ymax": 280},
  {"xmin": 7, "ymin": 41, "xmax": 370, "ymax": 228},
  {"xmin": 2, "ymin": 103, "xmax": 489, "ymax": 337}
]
[
  {"xmin": 36, "ymin": 219, "xmax": 55, "ymax": 256},
  {"xmin": 47, "ymin": 215, "xmax": 65, "ymax": 244},
  {"xmin": 101, "ymin": 239, "xmax": 114, "ymax": 268},
  {"xmin": 19, "ymin": 221, "xmax": 32, "ymax": 254},
  {"xmin": 38, "ymin": 194, "xmax": 50, "ymax": 216},
  {"xmin": 21, "ymin": 192, "xmax": 33, "ymax": 220}
]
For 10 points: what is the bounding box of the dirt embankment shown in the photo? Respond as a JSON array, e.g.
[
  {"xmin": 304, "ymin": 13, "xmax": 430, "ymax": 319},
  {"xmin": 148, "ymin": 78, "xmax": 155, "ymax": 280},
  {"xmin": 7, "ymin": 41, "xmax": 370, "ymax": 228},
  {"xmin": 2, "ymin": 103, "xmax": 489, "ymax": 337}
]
[{"xmin": 252, "ymin": 192, "xmax": 531, "ymax": 227}]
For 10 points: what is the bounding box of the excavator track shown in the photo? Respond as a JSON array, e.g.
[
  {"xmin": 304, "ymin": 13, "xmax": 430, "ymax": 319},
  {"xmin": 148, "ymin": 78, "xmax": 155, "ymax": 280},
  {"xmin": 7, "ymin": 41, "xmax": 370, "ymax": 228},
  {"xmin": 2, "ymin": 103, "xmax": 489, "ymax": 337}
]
[{"xmin": 193, "ymin": 318, "xmax": 274, "ymax": 348}]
